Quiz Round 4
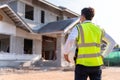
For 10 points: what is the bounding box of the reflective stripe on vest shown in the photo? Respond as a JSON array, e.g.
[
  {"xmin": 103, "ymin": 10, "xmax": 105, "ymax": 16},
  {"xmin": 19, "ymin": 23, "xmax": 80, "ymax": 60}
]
[
  {"xmin": 76, "ymin": 23, "xmax": 103, "ymax": 66},
  {"xmin": 77, "ymin": 43, "xmax": 100, "ymax": 47},
  {"xmin": 77, "ymin": 53, "xmax": 101, "ymax": 58}
]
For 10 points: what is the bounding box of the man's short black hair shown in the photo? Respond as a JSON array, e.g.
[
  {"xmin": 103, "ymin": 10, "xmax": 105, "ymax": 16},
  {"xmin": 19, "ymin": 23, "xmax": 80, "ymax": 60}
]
[{"xmin": 81, "ymin": 7, "xmax": 95, "ymax": 20}]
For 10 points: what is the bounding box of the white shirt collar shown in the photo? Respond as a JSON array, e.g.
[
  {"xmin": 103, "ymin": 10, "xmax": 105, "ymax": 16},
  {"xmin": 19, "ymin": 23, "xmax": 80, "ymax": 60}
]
[{"xmin": 82, "ymin": 20, "xmax": 91, "ymax": 23}]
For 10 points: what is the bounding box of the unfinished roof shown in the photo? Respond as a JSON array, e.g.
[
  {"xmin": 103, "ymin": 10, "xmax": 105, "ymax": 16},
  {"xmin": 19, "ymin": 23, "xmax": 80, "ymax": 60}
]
[
  {"xmin": 34, "ymin": 18, "xmax": 80, "ymax": 34},
  {"xmin": 0, "ymin": 5, "xmax": 32, "ymax": 32}
]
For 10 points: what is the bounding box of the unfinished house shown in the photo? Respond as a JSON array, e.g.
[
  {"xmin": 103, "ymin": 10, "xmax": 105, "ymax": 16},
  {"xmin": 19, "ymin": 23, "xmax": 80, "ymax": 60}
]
[{"xmin": 0, "ymin": 0, "xmax": 79, "ymax": 68}]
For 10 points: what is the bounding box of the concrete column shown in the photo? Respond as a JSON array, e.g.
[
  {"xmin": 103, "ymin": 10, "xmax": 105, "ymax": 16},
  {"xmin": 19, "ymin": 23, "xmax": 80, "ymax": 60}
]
[
  {"xmin": 56, "ymin": 33, "xmax": 65, "ymax": 67},
  {"xmin": 10, "ymin": 35, "xmax": 16, "ymax": 54},
  {"xmin": 10, "ymin": 36, "xmax": 24, "ymax": 54},
  {"xmin": 33, "ymin": 39, "xmax": 42, "ymax": 56}
]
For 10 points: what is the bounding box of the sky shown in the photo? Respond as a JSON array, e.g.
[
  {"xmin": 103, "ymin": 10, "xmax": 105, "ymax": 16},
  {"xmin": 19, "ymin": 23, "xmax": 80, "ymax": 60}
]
[{"xmin": 46, "ymin": 0, "xmax": 120, "ymax": 45}]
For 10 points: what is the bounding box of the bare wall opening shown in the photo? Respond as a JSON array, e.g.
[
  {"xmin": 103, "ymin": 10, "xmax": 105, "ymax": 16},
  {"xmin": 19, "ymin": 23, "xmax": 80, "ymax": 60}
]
[
  {"xmin": 0, "ymin": 34, "xmax": 10, "ymax": 53},
  {"xmin": 42, "ymin": 36, "xmax": 57, "ymax": 60},
  {"xmin": 24, "ymin": 39, "xmax": 33, "ymax": 54},
  {"xmin": 25, "ymin": 4, "xmax": 34, "ymax": 20}
]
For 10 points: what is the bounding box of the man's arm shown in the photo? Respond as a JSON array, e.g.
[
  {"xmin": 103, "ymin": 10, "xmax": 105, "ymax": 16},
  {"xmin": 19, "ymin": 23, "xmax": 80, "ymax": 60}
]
[
  {"xmin": 63, "ymin": 27, "xmax": 78, "ymax": 62},
  {"xmin": 101, "ymin": 32, "xmax": 116, "ymax": 57}
]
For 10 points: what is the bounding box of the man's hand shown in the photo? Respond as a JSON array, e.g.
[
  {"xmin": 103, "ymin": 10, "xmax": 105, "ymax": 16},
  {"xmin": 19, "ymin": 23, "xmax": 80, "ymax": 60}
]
[{"xmin": 64, "ymin": 54, "xmax": 70, "ymax": 63}]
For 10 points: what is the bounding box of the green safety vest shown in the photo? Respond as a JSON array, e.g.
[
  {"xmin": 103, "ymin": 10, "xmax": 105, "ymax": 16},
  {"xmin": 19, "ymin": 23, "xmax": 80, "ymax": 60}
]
[{"xmin": 76, "ymin": 22, "xmax": 103, "ymax": 66}]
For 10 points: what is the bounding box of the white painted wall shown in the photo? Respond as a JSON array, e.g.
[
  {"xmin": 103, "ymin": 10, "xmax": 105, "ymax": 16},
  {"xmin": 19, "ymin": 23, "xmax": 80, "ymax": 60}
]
[{"xmin": 0, "ymin": 10, "xmax": 16, "ymax": 35}]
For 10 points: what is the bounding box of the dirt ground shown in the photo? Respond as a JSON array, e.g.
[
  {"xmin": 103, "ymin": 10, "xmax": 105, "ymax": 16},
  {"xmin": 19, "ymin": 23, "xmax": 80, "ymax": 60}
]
[{"xmin": 0, "ymin": 67, "xmax": 120, "ymax": 80}]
